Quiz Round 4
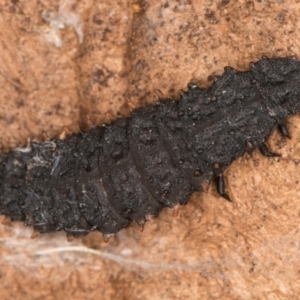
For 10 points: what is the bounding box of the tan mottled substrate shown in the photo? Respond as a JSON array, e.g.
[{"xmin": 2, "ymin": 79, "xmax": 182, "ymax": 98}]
[{"xmin": 1, "ymin": 0, "xmax": 300, "ymax": 299}]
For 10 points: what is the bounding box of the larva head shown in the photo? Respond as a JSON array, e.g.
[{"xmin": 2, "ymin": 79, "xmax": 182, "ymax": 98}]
[
  {"xmin": 251, "ymin": 57, "xmax": 300, "ymax": 83},
  {"xmin": 251, "ymin": 57, "xmax": 300, "ymax": 116}
]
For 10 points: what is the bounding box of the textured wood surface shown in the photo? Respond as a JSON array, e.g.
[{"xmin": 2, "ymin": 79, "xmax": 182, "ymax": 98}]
[{"xmin": 1, "ymin": 1, "xmax": 300, "ymax": 299}]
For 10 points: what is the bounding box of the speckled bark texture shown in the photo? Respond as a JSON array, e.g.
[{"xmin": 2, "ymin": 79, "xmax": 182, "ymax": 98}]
[{"xmin": 2, "ymin": 0, "xmax": 300, "ymax": 300}]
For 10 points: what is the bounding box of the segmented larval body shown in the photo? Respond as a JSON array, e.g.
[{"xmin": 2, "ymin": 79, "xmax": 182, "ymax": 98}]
[{"xmin": 1, "ymin": 57, "xmax": 300, "ymax": 238}]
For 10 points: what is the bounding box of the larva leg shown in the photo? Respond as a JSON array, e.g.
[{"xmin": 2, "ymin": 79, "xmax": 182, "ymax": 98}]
[
  {"xmin": 259, "ymin": 143, "xmax": 280, "ymax": 157},
  {"xmin": 278, "ymin": 123, "xmax": 291, "ymax": 139},
  {"xmin": 216, "ymin": 174, "xmax": 231, "ymax": 202}
]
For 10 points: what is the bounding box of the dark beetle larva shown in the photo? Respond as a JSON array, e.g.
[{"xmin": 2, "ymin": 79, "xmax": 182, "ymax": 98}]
[{"xmin": 1, "ymin": 57, "xmax": 300, "ymax": 239}]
